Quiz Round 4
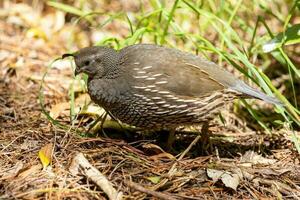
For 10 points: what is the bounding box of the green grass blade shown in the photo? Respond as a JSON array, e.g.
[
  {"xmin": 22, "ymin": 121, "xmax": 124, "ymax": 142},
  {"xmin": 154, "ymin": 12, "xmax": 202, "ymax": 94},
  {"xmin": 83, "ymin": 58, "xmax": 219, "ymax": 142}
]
[
  {"xmin": 263, "ymin": 24, "xmax": 300, "ymax": 53},
  {"xmin": 47, "ymin": 1, "xmax": 86, "ymax": 17}
]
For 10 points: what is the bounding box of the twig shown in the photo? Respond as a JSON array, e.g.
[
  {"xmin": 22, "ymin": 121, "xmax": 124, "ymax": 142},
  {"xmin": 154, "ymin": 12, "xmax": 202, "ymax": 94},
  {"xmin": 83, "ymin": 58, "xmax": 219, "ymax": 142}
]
[
  {"xmin": 178, "ymin": 135, "xmax": 201, "ymax": 161},
  {"xmin": 126, "ymin": 180, "xmax": 178, "ymax": 200},
  {"xmin": 151, "ymin": 135, "xmax": 201, "ymax": 190},
  {"xmin": 253, "ymin": 178, "xmax": 300, "ymax": 197},
  {"xmin": 69, "ymin": 152, "xmax": 123, "ymax": 200}
]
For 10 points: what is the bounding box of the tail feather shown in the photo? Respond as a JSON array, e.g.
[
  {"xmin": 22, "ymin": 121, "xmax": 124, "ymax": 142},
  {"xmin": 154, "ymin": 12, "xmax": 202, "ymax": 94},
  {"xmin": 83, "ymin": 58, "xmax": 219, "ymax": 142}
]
[{"xmin": 231, "ymin": 81, "xmax": 282, "ymax": 105}]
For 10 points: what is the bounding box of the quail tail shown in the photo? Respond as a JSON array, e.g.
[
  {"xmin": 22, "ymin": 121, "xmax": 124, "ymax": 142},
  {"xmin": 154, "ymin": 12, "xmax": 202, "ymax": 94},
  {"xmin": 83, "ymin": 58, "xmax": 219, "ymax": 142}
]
[{"xmin": 231, "ymin": 81, "xmax": 282, "ymax": 105}]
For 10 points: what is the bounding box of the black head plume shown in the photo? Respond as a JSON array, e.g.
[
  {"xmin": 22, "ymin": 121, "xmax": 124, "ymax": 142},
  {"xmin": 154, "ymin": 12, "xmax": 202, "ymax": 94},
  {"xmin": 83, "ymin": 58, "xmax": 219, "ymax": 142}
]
[{"xmin": 62, "ymin": 53, "xmax": 75, "ymax": 59}]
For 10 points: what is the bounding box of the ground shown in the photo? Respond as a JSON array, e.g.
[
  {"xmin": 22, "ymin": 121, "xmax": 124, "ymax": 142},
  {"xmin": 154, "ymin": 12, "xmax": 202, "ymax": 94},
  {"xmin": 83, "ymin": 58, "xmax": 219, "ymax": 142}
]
[{"xmin": 1, "ymin": 1, "xmax": 300, "ymax": 200}]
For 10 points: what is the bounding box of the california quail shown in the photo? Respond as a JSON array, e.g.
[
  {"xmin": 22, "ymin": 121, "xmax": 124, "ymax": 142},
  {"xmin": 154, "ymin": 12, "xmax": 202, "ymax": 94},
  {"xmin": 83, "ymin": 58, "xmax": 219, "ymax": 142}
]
[{"xmin": 63, "ymin": 44, "xmax": 280, "ymax": 138}]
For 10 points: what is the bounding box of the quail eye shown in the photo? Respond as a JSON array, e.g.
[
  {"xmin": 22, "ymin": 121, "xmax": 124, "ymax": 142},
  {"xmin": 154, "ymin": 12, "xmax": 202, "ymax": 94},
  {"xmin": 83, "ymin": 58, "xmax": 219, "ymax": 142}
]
[{"xmin": 84, "ymin": 60, "xmax": 90, "ymax": 66}]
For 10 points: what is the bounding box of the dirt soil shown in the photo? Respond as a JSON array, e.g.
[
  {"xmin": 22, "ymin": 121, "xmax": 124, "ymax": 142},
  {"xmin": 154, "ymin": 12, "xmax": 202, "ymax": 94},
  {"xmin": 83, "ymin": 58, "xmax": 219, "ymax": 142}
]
[{"xmin": 1, "ymin": 10, "xmax": 300, "ymax": 200}]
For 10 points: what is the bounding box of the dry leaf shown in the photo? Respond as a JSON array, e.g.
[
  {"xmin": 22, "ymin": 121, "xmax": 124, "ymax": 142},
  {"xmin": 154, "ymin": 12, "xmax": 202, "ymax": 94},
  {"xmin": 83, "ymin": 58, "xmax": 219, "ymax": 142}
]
[
  {"xmin": 78, "ymin": 105, "xmax": 106, "ymax": 117},
  {"xmin": 49, "ymin": 102, "xmax": 69, "ymax": 119},
  {"xmin": 26, "ymin": 27, "xmax": 47, "ymax": 40},
  {"xmin": 1, "ymin": 161, "xmax": 24, "ymax": 180},
  {"xmin": 240, "ymin": 151, "xmax": 277, "ymax": 165},
  {"xmin": 51, "ymin": 59, "xmax": 73, "ymax": 70},
  {"xmin": 143, "ymin": 143, "xmax": 175, "ymax": 160},
  {"xmin": 38, "ymin": 143, "xmax": 54, "ymax": 169},
  {"xmin": 207, "ymin": 169, "xmax": 240, "ymax": 190},
  {"xmin": 19, "ymin": 164, "xmax": 42, "ymax": 178},
  {"xmin": 142, "ymin": 143, "xmax": 166, "ymax": 154},
  {"xmin": 149, "ymin": 152, "xmax": 176, "ymax": 161},
  {"xmin": 146, "ymin": 176, "xmax": 161, "ymax": 184}
]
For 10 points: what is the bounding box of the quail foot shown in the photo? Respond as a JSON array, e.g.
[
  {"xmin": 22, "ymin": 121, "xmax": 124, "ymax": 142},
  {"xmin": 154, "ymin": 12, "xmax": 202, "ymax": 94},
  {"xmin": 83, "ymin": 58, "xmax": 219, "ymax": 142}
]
[{"xmin": 63, "ymin": 44, "xmax": 280, "ymax": 151}]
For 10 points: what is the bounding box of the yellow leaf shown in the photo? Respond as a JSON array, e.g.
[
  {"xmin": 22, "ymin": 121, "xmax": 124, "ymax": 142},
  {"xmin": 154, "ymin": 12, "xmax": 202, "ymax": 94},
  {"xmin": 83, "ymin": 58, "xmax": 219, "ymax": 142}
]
[
  {"xmin": 146, "ymin": 176, "xmax": 161, "ymax": 184},
  {"xmin": 38, "ymin": 143, "xmax": 53, "ymax": 169},
  {"xmin": 26, "ymin": 27, "xmax": 47, "ymax": 40}
]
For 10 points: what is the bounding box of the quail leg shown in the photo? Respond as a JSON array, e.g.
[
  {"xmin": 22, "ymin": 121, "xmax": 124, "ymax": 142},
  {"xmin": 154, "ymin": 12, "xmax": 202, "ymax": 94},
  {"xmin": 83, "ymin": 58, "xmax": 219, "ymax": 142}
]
[
  {"xmin": 200, "ymin": 122, "xmax": 213, "ymax": 154},
  {"xmin": 166, "ymin": 129, "xmax": 176, "ymax": 152}
]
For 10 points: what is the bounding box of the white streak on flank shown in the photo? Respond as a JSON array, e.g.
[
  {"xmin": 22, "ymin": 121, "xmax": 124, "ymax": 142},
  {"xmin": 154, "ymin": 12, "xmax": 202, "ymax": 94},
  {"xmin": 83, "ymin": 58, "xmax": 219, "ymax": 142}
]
[
  {"xmin": 155, "ymin": 80, "xmax": 168, "ymax": 84},
  {"xmin": 137, "ymin": 71, "xmax": 146, "ymax": 74},
  {"xmin": 133, "ymin": 86, "xmax": 147, "ymax": 89},
  {"xmin": 176, "ymin": 99, "xmax": 186, "ymax": 102},
  {"xmin": 151, "ymin": 97, "xmax": 162, "ymax": 100},
  {"xmin": 150, "ymin": 90, "xmax": 158, "ymax": 93},
  {"xmin": 169, "ymin": 110, "xmax": 179, "ymax": 115},
  {"xmin": 134, "ymin": 62, "xmax": 140, "ymax": 65},
  {"xmin": 133, "ymin": 67, "xmax": 140, "ymax": 71},
  {"xmin": 133, "ymin": 75, "xmax": 148, "ymax": 79},
  {"xmin": 156, "ymin": 101, "xmax": 166, "ymax": 104},
  {"xmin": 146, "ymin": 102, "xmax": 155, "ymax": 105},
  {"xmin": 195, "ymin": 100, "xmax": 207, "ymax": 105},
  {"xmin": 177, "ymin": 104, "xmax": 188, "ymax": 108},
  {"xmin": 169, "ymin": 96, "xmax": 179, "ymax": 100},
  {"xmin": 162, "ymin": 104, "xmax": 171, "ymax": 107},
  {"xmin": 177, "ymin": 109, "xmax": 188, "ymax": 114},
  {"xmin": 186, "ymin": 112, "xmax": 196, "ymax": 116},
  {"xmin": 182, "ymin": 99, "xmax": 197, "ymax": 103},
  {"xmin": 156, "ymin": 110, "xmax": 169, "ymax": 115},
  {"xmin": 164, "ymin": 94, "xmax": 175, "ymax": 98},
  {"xmin": 147, "ymin": 85, "xmax": 156, "ymax": 88},
  {"xmin": 142, "ymin": 65, "xmax": 152, "ymax": 70},
  {"xmin": 133, "ymin": 93, "xmax": 145, "ymax": 97},
  {"xmin": 144, "ymin": 88, "xmax": 151, "ymax": 92},
  {"xmin": 145, "ymin": 77, "xmax": 156, "ymax": 80},
  {"xmin": 152, "ymin": 74, "xmax": 163, "ymax": 77},
  {"xmin": 158, "ymin": 91, "xmax": 170, "ymax": 94}
]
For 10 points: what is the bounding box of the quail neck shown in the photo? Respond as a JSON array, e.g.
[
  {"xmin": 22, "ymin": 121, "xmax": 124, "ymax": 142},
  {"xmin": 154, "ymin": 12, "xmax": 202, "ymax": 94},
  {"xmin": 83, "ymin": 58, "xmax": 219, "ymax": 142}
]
[{"xmin": 73, "ymin": 44, "xmax": 280, "ymax": 129}]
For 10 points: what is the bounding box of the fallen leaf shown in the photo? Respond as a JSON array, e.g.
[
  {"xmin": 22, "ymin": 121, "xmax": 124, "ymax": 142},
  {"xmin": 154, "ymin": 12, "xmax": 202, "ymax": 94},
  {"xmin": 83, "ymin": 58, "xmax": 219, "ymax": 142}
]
[
  {"xmin": 142, "ymin": 143, "xmax": 175, "ymax": 160},
  {"xmin": 19, "ymin": 164, "xmax": 42, "ymax": 178},
  {"xmin": 49, "ymin": 102, "xmax": 69, "ymax": 119},
  {"xmin": 38, "ymin": 143, "xmax": 54, "ymax": 169},
  {"xmin": 149, "ymin": 152, "xmax": 176, "ymax": 161},
  {"xmin": 51, "ymin": 58, "xmax": 73, "ymax": 70},
  {"xmin": 146, "ymin": 176, "xmax": 161, "ymax": 184},
  {"xmin": 207, "ymin": 169, "xmax": 240, "ymax": 190},
  {"xmin": 256, "ymin": 168, "xmax": 291, "ymax": 176},
  {"xmin": 221, "ymin": 173, "xmax": 240, "ymax": 191},
  {"xmin": 207, "ymin": 168, "xmax": 224, "ymax": 182},
  {"xmin": 26, "ymin": 27, "xmax": 47, "ymax": 40},
  {"xmin": 78, "ymin": 105, "xmax": 106, "ymax": 117},
  {"xmin": 0, "ymin": 161, "xmax": 24, "ymax": 180},
  {"xmin": 240, "ymin": 151, "xmax": 277, "ymax": 165},
  {"xmin": 142, "ymin": 143, "xmax": 166, "ymax": 154}
]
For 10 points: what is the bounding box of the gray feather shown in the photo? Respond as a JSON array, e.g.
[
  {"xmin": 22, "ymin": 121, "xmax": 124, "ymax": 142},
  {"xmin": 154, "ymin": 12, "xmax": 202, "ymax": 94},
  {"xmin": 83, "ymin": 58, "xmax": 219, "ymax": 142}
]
[{"xmin": 231, "ymin": 81, "xmax": 282, "ymax": 105}]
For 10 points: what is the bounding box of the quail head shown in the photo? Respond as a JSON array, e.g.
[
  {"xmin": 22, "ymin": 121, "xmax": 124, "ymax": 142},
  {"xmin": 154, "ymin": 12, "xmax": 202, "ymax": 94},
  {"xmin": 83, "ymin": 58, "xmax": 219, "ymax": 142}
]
[{"xmin": 64, "ymin": 44, "xmax": 280, "ymax": 130}]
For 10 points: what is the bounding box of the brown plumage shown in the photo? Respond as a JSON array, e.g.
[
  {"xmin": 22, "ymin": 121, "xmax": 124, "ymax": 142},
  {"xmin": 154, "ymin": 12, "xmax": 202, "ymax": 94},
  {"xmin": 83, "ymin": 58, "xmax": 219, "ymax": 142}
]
[{"xmin": 65, "ymin": 44, "xmax": 280, "ymax": 130}]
